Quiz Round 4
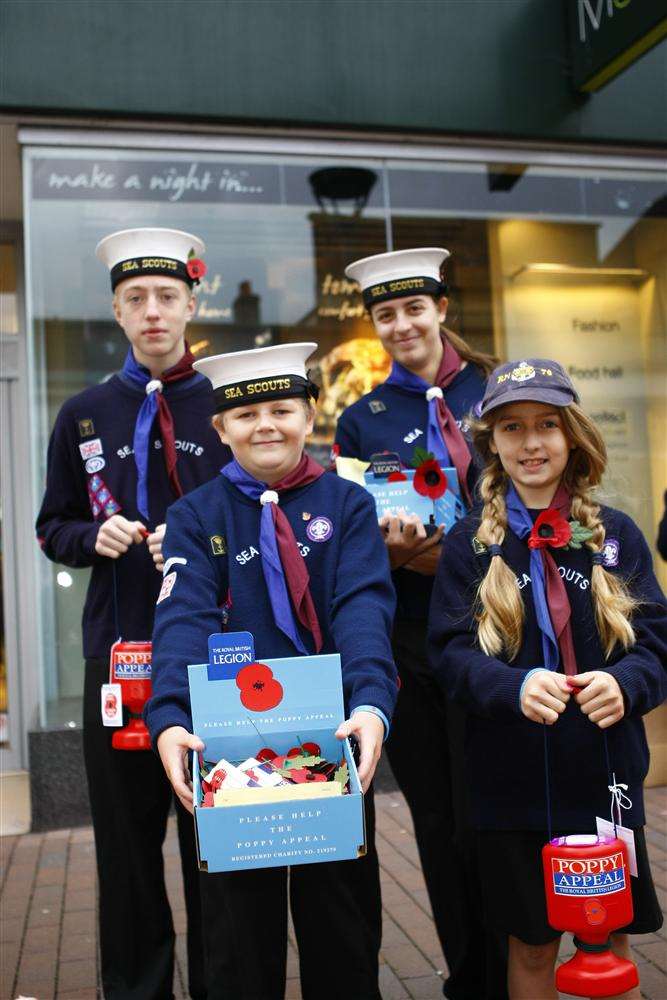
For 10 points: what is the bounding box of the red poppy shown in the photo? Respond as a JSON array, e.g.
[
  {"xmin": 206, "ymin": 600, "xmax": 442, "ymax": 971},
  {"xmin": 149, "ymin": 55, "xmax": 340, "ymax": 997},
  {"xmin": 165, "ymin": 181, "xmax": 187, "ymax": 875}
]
[
  {"xmin": 302, "ymin": 741, "xmax": 321, "ymax": 756},
  {"xmin": 257, "ymin": 747, "xmax": 278, "ymax": 763},
  {"xmin": 387, "ymin": 471, "xmax": 408, "ymax": 482},
  {"xmin": 413, "ymin": 459, "xmax": 448, "ymax": 500},
  {"xmin": 235, "ymin": 662, "xmax": 284, "ymax": 712},
  {"xmin": 287, "ymin": 768, "xmax": 327, "ymax": 784},
  {"xmin": 186, "ymin": 257, "xmax": 207, "ymax": 281},
  {"xmin": 528, "ymin": 508, "xmax": 572, "ymax": 549},
  {"xmin": 210, "ymin": 769, "xmax": 227, "ymax": 791},
  {"xmin": 287, "ymin": 746, "xmax": 303, "ymax": 759}
]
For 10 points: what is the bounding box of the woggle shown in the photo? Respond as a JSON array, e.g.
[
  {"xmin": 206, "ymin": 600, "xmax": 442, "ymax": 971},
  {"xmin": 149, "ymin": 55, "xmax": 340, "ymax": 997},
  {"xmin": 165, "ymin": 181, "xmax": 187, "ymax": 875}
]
[
  {"xmin": 109, "ymin": 639, "xmax": 152, "ymax": 751},
  {"xmin": 542, "ymin": 834, "xmax": 638, "ymax": 997}
]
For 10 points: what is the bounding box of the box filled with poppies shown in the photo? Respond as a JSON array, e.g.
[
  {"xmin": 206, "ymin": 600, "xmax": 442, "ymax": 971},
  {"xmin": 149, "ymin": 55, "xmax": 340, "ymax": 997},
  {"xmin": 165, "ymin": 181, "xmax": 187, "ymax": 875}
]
[
  {"xmin": 354, "ymin": 450, "xmax": 464, "ymax": 530},
  {"xmin": 188, "ymin": 632, "xmax": 366, "ymax": 873}
]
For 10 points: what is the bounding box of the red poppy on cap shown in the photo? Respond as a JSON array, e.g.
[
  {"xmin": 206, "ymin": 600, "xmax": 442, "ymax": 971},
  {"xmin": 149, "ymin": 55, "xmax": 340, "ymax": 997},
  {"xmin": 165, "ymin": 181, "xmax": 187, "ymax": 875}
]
[
  {"xmin": 186, "ymin": 257, "xmax": 207, "ymax": 281},
  {"xmin": 528, "ymin": 508, "xmax": 572, "ymax": 549},
  {"xmin": 413, "ymin": 459, "xmax": 448, "ymax": 499},
  {"xmin": 235, "ymin": 662, "xmax": 284, "ymax": 712}
]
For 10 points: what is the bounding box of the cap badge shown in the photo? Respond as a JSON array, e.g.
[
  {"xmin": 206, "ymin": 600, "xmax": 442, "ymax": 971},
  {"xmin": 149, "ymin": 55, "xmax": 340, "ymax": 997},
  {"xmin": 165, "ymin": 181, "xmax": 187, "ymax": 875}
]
[{"xmin": 510, "ymin": 361, "xmax": 536, "ymax": 383}]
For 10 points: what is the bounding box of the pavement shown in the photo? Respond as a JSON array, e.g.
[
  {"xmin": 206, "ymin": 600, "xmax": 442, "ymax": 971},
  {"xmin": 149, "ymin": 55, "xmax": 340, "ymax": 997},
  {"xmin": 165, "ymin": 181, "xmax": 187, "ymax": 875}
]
[{"xmin": 1, "ymin": 786, "xmax": 665, "ymax": 1000}]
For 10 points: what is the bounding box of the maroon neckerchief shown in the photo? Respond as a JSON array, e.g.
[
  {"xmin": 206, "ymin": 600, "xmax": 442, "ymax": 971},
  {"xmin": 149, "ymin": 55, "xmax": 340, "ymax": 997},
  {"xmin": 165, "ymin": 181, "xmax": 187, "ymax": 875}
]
[
  {"xmin": 155, "ymin": 345, "xmax": 197, "ymax": 500},
  {"xmin": 431, "ymin": 337, "xmax": 473, "ymax": 505},
  {"xmin": 267, "ymin": 454, "xmax": 325, "ymax": 652},
  {"xmin": 539, "ymin": 484, "xmax": 578, "ymax": 676}
]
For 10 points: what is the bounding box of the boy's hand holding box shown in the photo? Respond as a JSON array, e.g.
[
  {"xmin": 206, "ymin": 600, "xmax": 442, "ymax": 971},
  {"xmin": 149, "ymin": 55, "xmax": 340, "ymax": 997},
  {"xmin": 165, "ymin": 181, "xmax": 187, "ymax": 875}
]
[{"xmin": 188, "ymin": 632, "xmax": 366, "ymax": 873}]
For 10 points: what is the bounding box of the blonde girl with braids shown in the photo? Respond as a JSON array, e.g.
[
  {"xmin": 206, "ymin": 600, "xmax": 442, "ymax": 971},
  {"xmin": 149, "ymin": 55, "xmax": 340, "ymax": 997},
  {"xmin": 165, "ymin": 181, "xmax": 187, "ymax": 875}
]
[{"xmin": 428, "ymin": 358, "xmax": 666, "ymax": 1000}]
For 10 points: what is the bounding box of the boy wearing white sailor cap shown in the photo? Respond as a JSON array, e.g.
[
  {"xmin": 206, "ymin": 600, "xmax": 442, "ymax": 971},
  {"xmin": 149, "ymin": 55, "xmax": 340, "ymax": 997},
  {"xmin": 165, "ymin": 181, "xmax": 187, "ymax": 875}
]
[
  {"xmin": 146, "ymin": 341, "xmax": 398, "ymax": 1000},
  {"xmin": 36, "ymin": 227, "xmax": 230, "ymax": 999},
  {"xmin": 336, "ymin": 248, "xmax": 508, "ymax": 999}
]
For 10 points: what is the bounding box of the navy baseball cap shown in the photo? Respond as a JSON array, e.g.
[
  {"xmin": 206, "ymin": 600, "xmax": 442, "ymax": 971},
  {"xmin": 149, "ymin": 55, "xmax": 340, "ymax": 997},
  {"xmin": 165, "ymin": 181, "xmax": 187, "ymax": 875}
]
[{"xmin": 480, "ymin": 359, "xmax": 579, "ymax": 416}]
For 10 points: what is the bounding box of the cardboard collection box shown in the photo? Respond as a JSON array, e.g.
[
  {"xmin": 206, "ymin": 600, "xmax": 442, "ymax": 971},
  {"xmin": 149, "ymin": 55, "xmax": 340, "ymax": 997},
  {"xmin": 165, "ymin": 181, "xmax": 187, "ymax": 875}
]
[
  {"xmin": 188, "ymin": 646, "xmax": 366, "ymax": 873},
  {"xmin": 363, "ymin": 464, "xmax": 464, "ymax": 530}
]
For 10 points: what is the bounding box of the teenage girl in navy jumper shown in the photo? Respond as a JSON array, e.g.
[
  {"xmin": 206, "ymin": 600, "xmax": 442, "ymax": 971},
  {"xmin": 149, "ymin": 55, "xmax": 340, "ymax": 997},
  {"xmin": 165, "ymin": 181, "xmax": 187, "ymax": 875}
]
[
  {"xmin": 146, "ymin": 342, "xmax": 397, "ymax": 1000},
  {"xmin": 336, "ymin": 248, "xmax": 505, "ymax": 1000},
  {"xmin": 428, "ymin": 359, "xmax": 666, "ymax": 1000}
]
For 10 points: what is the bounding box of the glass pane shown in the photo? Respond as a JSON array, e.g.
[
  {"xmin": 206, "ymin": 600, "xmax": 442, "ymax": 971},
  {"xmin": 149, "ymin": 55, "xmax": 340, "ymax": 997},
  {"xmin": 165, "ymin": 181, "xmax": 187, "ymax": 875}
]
[
  {"xmin": 25, "ymin": 149, "xmax": 391, "ymax": 727},
  {"xmin": 386, "ymin": 159, "xmax": 667, "ymax": 554}
]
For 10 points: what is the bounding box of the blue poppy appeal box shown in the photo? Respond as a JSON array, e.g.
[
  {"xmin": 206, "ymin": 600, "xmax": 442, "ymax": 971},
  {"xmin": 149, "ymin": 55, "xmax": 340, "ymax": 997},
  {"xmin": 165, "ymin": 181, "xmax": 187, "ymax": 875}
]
[{"xmin": 188, "ymin": 637, "xmax": 366, "ymax": 873}]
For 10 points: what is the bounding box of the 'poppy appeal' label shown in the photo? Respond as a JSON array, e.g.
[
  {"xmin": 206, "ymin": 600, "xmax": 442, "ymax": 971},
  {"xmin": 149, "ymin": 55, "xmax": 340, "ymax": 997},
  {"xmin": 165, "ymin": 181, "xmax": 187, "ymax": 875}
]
[{"xmin": 551, "ymin": 852, "xmax": 626, "ymax": 896}]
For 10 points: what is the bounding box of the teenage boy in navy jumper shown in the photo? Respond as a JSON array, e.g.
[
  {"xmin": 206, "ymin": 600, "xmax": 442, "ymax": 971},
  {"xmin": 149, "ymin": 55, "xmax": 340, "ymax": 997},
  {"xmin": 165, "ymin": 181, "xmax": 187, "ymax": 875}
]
[
  {"xmin": 336, "ymin": 248, "xmax": 505, "ymax": 1000},
  {"xmin": 36, "ymin": 228, "xmax": 230, "ymax": 1000},
  {"xmin": 428, "ymin": 359, "xmax": 665, "ymax": 1000},
  {"xmin": 146, "ymin": 342, "xmax": 398, "ymax": 1000}
]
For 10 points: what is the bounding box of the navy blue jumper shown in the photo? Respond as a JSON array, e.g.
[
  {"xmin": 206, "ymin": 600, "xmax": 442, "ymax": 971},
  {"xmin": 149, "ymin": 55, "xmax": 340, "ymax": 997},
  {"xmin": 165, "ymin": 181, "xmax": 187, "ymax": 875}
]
[
  {"xmin": 146, "ymin": 470, "xmax": 398, "ymax": 744},
  {"xmin": 334, "ymin": 362, "xmax": 486, "ymax": 619},
  {"xmin": 428, "ymin": 505, "xmax": 667, "ymax": 832},
  {"xmin": 36, "ymin": 372, "xmax": 230, "ymax": 655}
]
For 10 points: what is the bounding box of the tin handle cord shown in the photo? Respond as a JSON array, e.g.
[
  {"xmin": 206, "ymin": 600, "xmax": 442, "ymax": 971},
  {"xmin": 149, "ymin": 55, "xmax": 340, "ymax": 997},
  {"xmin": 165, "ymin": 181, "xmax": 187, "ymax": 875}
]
[
  {"xmin": 112, "ymin": 560, "xmax": 121, "ymax": 641},
  {"xmin": 543, "ymin": 722, "xmax": 553, "ymax": 843}
]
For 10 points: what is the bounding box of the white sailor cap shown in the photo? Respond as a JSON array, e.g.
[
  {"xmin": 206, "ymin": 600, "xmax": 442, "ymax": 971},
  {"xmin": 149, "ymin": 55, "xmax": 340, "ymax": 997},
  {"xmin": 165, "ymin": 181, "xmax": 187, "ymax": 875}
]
[
  {"xmin": 193, "ymin": 342, "xmax": 320, "ymax": 414},
  {"xmin": 95, "ymin": 227, "xmax": 206, "ymax": 291},
  {"xmin": 345, "ymin": 247, "xmax": 450, "ymax": 307}
]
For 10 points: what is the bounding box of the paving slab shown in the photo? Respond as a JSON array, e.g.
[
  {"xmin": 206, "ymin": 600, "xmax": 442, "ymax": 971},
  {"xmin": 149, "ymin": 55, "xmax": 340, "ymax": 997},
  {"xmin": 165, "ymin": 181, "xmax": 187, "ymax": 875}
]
[{"xmin": 0, "ymin": 786, "xmax": 664, "ymax": 998}]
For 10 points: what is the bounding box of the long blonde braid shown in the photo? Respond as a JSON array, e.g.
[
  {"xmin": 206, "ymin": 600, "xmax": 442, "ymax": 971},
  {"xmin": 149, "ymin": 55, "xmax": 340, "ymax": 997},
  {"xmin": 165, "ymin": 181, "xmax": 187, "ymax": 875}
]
[{"xmin": 475, "ymin": 459, "xmax": 525, "ymax": 660}]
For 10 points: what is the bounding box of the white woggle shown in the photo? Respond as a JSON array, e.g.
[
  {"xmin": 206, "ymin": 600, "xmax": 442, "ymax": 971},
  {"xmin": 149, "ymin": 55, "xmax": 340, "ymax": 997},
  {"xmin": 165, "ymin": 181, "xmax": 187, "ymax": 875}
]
[
  {"xmin": 260, "ymin": 490, "xmax": 279, "ymax": 506},
  {"xmin": 426, "ymin": 386, "xmax": 443, "ymax": 401},
  {"xmin": 146, "ymin": 379, "xmax": 163, "ymax": 394}
]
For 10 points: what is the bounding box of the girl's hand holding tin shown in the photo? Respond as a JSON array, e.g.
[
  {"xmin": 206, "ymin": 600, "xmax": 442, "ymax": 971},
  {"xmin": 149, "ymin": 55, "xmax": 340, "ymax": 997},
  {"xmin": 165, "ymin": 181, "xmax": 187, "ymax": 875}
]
[
  {"xmin": 520, "ymin": 670, "xmax": 570, "ymax": 725},
  {"xmin": 568, "ymin": 672, "xmax": 625, "ymax": 729}
]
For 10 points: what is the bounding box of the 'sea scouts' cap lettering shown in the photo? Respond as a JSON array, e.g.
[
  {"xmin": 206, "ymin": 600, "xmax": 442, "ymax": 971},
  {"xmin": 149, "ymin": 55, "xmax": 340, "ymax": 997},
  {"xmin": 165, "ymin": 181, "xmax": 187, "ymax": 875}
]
[
  {"xmin": 480, "ymin": 358, "xmax": 579, "ymax": 416},
  {"xmin": 193, "ymin": 343, "xmax": 320, "ymax": 414},
  {"xmin": 96, "ymin": 228, "xmax": 206, "ymax": 291},
  {"xmin": 345, "ymin": 248, "xmax": 450, "ymax": 307}
]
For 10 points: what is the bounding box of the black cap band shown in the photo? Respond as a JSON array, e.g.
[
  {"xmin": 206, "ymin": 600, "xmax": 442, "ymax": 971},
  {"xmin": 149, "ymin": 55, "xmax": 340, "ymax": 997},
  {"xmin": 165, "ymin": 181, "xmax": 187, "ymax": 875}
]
[
  {"xmin": 213, "ymin": 374, "xmax": 320, "ymax": 414},
  {"xmin": 363, "ymin": 275, "xmax": 445, "ymax": 307},
  {"xmin": 110, "ymin": 256, "xmax": 194, "ymax": 291}
]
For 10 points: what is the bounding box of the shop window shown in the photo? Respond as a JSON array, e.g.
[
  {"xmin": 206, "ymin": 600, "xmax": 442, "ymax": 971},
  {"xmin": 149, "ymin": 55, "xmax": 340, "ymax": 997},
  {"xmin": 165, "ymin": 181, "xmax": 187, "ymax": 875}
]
[{"xmin": 22, "ymin": 146, "xmax": 666, "ymax": 728}]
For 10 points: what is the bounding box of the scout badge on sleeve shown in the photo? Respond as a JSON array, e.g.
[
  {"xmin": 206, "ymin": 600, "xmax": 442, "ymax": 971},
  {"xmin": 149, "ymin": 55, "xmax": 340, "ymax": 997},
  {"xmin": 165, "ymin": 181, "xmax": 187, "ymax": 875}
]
[
  {"xmin": 541, "ymin": 725, "xmax": 639, "ymax": 997},
  {"xmin": 108, "ymin": 640, "xmax": 153, "ymax": 750}
]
